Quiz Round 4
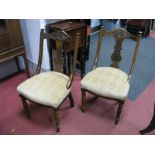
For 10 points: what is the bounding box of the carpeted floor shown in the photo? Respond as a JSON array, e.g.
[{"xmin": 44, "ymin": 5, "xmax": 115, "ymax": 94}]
[
  {"xmin": 150, "ymin": 31, "xmax": 155, "ymax": 38},
  {"xmin": 0, "ymin": 73, "xmax": 155, "ymax": 135},
  {"xmin": 86, "ymin": 34, "xmax": 155, "ymax": 100}
]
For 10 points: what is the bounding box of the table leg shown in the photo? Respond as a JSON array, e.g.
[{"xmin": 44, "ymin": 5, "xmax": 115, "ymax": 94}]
[
  {"xmin": 49, "ymin": 48, "xmax": 53, "ymax": 71},
  {"xmin": 63, "ymin": 52, "xmax": 67, "ymax": 74},
  {"xmin": 15, "ymin": 56, "xmax": 20, "ymax": 72},
  {"xmin": 139, "ymin": 103, "xmax": 155, "ymax": 134},
  {"xmin": 80, "ymin": 44, "xmax": 86, "ymax": 79},
  {"xmin": 23, "ymin": 54, "xmax": 30, "ymax": 77},
  {"xmin": 81, "ymin": 25, "xmax": 87, "ymax": 78},
  {"xmin": 67, "ymin": 52, "xmax": 71, "ymax": 75}
]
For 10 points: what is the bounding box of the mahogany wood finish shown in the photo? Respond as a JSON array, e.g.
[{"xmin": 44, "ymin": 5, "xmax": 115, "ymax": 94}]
[
  {"xmin": 68, "ymin": 93, "xmax": 74, "ymax": 108},
  {"xmin": 54, "ymin": 109, "xmax": 60, "ymax": 132},
  {"xmin": 0, "ymin": 19, "xmax": 29, "ymax": 77},
  {"xmin": 81, "ymin": 26, "xmax": 142, "ymax": 124},
  {"xmin": 81, "ymin": 89, "xmax": 86, "ymax": 112},
  {"xmin": 115, "ymin": 100, "xmax": 125, "ymax": 124},
  {"xmin": 19, "ymin": 29, "xmax": 80, "ymax": 132},
  {"xmin": 20, "ymin": 95, "xmax": 31, "ymax": 118}
]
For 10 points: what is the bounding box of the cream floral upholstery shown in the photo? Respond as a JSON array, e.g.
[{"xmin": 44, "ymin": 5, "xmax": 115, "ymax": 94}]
[
  {"xmin": 17, "ymin": 71, "xmax": 71, "ymax": 108},
  {"xmin": 81, "ymin": 67, "xmax": 130, "ymax": 100}
]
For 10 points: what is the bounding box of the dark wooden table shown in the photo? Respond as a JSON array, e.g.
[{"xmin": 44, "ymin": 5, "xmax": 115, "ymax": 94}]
[
  {"xmin": 139, "ymin": 102, "xmax": 155, "ymax": 134},
  {"xmin": 46, "ymin": 20, "xmax": 87, "ymax": 77}
]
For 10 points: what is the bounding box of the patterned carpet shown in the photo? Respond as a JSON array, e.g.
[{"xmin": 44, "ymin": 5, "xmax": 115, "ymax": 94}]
[{"xmin": 86, "ymin": 33, "xmax": 155, "ymax": 100}]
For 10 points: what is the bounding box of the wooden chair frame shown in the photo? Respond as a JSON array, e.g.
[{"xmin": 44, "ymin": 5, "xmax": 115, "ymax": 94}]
[
  {"xmin": 19, "ymin": 29, "xmax": 80, "ymax": 132},
  {"xmin": 81, "ymin": 26, "xmax": 142, "ymax": 124}
]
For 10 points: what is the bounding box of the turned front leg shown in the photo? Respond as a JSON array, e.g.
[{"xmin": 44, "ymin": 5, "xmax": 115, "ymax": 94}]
[
  {"xmin": 115, "ymin": 100, "xmax": 124, "ymax": 125},
  {"xmin": 81, "ymin": 89, "xmax": 86, "ymax": 112},
  {"xmin": 20, "ymin": 95, "xmax": 31, "ymax": 118},
  {"xmin": 54, "ymin": 109, "xmax": 60, "ymax": 132},
  {"xmin": 68, "ymin": 92, "xmax": 75, "ymax": 108}
]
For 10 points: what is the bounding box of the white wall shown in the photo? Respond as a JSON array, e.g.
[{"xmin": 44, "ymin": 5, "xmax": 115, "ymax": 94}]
[
  {"xmin": 0, "ymin": 19, "xmax": 62, "ymax": 78},
  {"xmin": 91, "ymin": 19, "xmax": 100, "ymax": 27},
  {"xmin": 20, "ymin": 19, "xmax": 44, "ymax": 72},
  {"xmin": 39, "ymin": 19, "xmax": 62, "ymax": 71},
  {"xmin": 20, "ymin": 19, "xmax": 63, "ymax": 72}
]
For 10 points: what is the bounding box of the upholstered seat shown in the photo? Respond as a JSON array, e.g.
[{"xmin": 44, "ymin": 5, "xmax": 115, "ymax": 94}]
[
  {"xmin": 17, "ymin": 71, "xmax": 71, "ymax": 108},
  {"xmin": 81, "ymin": 67, "xmax": 129, "ymax": 100}
]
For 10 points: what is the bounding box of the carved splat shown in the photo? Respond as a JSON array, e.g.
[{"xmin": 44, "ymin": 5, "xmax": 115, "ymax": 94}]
[
  {"xmin": 50, "ymin": 30, "xmax": 71, "ymax": 73},
  {"xmin": 104, "ymin": 29, "xmax": 130, "ymax": 68},
  {"xmin": 111, "ymin": 37, "xmax": 123, "ymax": 68},
  {"xmin": 109, "ymin": 29, "xmax": 140, "ymax": 68},
  {"xmin": 53, "ymin": 40, "xmax": 64, "ymax": 73},
  {"xmin": 103, "ymin": 28, "xmax": 132, "ymax": 68},
  {"xmin": 93, "ymin": 27, "xmax": 141, "ymax": 78}
]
